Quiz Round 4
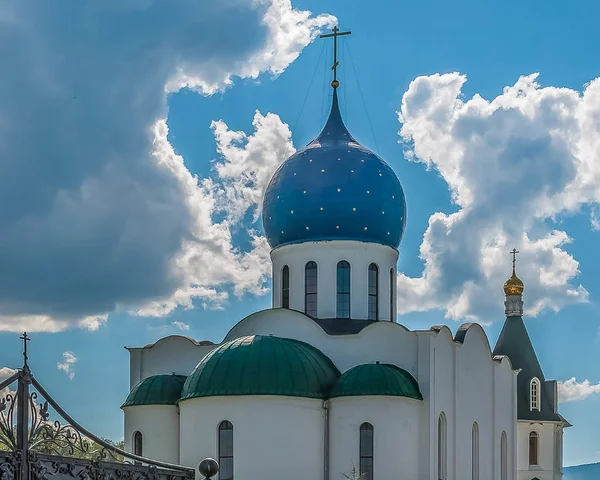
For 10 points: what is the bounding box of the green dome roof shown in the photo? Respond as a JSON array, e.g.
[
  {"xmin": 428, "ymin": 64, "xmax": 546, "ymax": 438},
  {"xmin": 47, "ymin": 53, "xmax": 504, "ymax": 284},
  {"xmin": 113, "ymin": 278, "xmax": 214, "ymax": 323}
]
[
  {"xmin": 180, "ymin": 335, "xmax": 340, "ymax": 400},
  {"xmin": 122, "ymin": 374, "xmax": 187, "ymax": 407},
  {"xmin": 330, "ymin": 363, "xmax": 423, "ymax": 400}
]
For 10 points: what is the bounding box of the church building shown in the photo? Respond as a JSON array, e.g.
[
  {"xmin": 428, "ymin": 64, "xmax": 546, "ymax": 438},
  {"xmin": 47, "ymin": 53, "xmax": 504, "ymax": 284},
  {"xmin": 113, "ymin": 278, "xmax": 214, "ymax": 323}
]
[{"xmin": 121, "ymin": 28, "xmax": 570, "ymax": 480}]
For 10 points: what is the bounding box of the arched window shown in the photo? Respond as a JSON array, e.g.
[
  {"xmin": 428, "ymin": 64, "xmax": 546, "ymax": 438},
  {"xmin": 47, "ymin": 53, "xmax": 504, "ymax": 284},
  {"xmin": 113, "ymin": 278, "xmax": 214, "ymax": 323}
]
[
  {"xmin": 389, "ymin": 268, "xmax": 394, "ymax": 320},
  {"xmin": 218, "ymin": 421, "xmax": 234, "ymax": 480},
  {"xmin": 437, "ymin": 413, "xmax": 447, "ymax": 480},
  {"xmin": 471, "ymin": 423, "xmax": 479, "ymax": 480},
  {"xmin": 530, "ymin": 378, "xmax": 541, "ymax": 411},
  {"xmin": 281, "ymin": 266, "xmax": 290, "ymax": 309},
  {"xmin": 529, "ymin": 431, "xmax": 539, "ymax": 466},
  {"xmin": 305, "ymin": 261, "xmax": 318, "ymax": 317},
  {"xmin": 501, "ymin": 431, "xmax": 508, "ymax": 480},
  {"xmin": 133, "ymin": 431, "xmax": 142, "ymax": 456},
  {"xmin": 368, "ymin": 263, "xmax": 379, "ymax": 320},
  {"xmin": 336, "ymin": 261, "xmax": 351, "ymax": 318},
  {"xmin": 359, "ymin": 423, "xmax": 374, "ymax": 480}
]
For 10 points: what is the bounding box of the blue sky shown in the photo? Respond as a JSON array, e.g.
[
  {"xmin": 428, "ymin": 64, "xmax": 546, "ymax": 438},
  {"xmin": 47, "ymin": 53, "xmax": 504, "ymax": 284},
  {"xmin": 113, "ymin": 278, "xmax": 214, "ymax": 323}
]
[{"xmin": 0, "ymin": 0, "xmax": 599, "ymax": 467}]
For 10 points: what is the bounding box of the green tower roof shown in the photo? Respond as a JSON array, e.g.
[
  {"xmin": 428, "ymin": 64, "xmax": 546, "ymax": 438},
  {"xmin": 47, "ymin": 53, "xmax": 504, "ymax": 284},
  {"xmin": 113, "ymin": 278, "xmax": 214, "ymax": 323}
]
[
  {"xmin": 179, "ymin": 335, "xmax": 340, "ymax": 401},
  {"xmin": 329, "ymin": 363, "xmax": 423, "ymax": 400},
  {"xmin": 493, "ymin": 315, "xmax": 564, "ymax": 423},
  {"xmin": 122, "ymin": 374, "xmax": 187, "ymax": 407}
]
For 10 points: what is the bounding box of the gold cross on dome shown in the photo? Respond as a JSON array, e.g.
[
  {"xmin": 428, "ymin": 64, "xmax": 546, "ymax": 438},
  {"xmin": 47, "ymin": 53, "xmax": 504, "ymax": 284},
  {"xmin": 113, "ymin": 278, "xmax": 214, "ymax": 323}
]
[
  {"xmin": 510, "ymin": 248, "xmax": 519, "ymax": 272},
  {"xmin": 319, "ymin": 26, "xmax": 351, "ymax": 88}
]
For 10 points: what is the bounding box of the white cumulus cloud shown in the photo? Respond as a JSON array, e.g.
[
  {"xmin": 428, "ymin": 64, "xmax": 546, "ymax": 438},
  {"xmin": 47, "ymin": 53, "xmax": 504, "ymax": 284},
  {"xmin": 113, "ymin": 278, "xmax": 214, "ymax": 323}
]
[
  {"xmin": 57, "ymin": 352, "xmax": 78, "ymax": 380},
  {"xmin": 172, "ymin": 321, "xmax": 190, "ymax": 331},
  {"xmin": 134, "ymin": 112, "xmax": 293, "ymax": 316},
  {"xmin": 397, "ymin": 72, "xmax": 599, "ymax": 321},
  {"xmin": 0, "ymin": 367, "xmax": 18, "ymax": 397},
  {"xmin": 0, "ymin": 0, "xmax": 333, "ymax": 332},
  {"xmin": 558, "ymin": 377, "xmax": 600, "ymax": 403}
]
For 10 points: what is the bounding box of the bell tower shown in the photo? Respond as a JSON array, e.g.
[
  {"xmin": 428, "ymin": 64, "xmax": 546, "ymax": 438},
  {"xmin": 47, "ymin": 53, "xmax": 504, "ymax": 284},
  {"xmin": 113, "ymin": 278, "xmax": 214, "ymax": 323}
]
[{"xmin": 493, "ymin": 249, "xmax": 571, "ymax": 480}]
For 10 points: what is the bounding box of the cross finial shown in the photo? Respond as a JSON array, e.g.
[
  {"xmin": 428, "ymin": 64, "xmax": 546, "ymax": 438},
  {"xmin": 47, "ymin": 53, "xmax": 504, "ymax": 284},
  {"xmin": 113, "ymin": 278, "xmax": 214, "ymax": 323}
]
[
  {"xmin": 319, "ymin": 25, "xmax": 351, "ymax": 89},
  {"xmin": 20, "ymin": 332, "xmax": 30, "ymax": 366},
  {"xmin": 510, "ymin": 248, "xmax": 519, "ymax": 274}
]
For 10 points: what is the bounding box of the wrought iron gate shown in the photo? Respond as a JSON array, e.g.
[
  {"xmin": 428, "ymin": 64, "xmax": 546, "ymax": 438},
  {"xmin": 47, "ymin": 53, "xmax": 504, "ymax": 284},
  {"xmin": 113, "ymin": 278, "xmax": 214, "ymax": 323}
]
[{"xmin": 0, "ymin": 333, "xmax": 216, "ymax": 480}]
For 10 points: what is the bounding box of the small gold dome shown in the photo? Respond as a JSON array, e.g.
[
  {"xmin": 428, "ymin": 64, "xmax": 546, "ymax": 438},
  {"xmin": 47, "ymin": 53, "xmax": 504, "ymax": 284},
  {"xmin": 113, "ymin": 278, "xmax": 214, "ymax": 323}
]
[{"xmin": 504, "ymin": 272, "xmax": 524, "ymax": 296}]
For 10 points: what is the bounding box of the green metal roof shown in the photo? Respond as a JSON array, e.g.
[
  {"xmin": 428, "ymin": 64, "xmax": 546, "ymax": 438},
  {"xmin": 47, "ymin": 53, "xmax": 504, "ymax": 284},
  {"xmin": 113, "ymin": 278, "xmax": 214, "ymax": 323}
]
[
  {"xmin": 122, "ymin": 374, "xmax": 187, "ymax": 407},
  {"xmin": 179, "ymin": 335, "xmax": 340, "ymax": 401},
  {"xmin": 329, "ymin": 363, "xmax": 423, "ymax": 400}
]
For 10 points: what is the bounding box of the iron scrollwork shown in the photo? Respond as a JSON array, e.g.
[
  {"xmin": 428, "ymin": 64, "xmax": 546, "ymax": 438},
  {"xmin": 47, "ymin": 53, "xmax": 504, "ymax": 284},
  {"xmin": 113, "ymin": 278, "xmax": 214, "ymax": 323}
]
[
  {"xmin": 0, "ymin": 393, "xmax": 17, "ymax": 451},
  {"xmin": 0, "ymin": 354, "xmax": 195, "ymax": 480},
  {"xmin": 28, "ymin": 395, "xmax": 95, "ymax": 459}
]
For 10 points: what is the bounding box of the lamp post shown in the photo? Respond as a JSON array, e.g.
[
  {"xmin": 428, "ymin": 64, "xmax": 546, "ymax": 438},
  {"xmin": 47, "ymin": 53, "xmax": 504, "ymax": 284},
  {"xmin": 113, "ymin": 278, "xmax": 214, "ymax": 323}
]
[{"xmin": 198, "ymin": 458, "xmax": 219, "ymax": 480}]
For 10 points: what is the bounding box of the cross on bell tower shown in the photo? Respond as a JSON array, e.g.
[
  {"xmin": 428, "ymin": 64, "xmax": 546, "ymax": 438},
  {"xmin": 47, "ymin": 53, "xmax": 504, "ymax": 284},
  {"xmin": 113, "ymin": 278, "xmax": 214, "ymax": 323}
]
[
  {"xmin": 319, "ymin": 26, "xmax": 351, "ymax": 89},
  {"xmin": 510, "ymin": 248, "xmax": 519, "ymax": 274}
]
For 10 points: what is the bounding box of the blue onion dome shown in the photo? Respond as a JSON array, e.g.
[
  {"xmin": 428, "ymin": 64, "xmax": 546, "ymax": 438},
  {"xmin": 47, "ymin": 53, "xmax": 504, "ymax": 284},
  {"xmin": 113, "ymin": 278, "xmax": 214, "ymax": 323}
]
[
  {"xmin": 179, "ymin": 335, "xmax": 340, "ymax": 400},
  {"xmin": 263, "ymin": 90, "xmax": 406, "ymax": 250},
  {"xmin": 329, "ymin": 363, "xmax": 422, "ymax": 400}
]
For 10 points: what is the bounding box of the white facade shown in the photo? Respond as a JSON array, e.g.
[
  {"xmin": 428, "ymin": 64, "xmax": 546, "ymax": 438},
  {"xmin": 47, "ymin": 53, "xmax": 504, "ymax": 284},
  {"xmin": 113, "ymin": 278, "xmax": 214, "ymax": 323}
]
[
  {"xmin": 123, "ymin": 405, "xmax": 180, "ymax": 464},
  {"xmin": 271, "ymin": 241, "xmax": 398, "ymax": 320},
  {"xmin": 124, "ymin": 299, "xmax": 519, "ymax": 480},
  {"xmin": 517, "ymin": 422, "xmax": 564, "ymax": 480},
  {"xmin": 328, "ymin": 396, "xmax": 421, "ymax": 479},
  {"xmin": 179, "ymin": 397, "xmax": 325, "ymax": 480},
  {"xmin": 120, "ymin": 52, "xmax": 569, "ymax": 478}
]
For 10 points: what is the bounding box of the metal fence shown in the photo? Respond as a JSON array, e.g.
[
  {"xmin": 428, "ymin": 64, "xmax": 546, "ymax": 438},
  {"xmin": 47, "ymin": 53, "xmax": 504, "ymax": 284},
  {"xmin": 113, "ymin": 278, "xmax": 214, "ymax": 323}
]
[{"xmin": 0, "ymin": 333, "xmax": 218, "ymax": 480}]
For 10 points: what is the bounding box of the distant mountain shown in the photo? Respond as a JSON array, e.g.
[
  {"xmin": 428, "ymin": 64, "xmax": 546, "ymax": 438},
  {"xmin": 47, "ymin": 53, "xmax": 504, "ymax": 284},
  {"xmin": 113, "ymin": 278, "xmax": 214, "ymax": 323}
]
[{"xmin": 564, "ymin": 462, "xmax": 600, "ymax": 479}]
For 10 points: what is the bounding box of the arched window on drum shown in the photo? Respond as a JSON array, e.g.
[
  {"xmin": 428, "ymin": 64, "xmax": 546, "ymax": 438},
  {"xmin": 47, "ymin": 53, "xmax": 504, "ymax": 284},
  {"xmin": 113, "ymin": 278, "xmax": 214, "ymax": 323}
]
[
  {"xmin": 336, "ymin": 261, "xmax": 351, "ymax": 318},
  {"xmin": 281, "ymin": 266, "xmax": 290, "ymax": 309},
  {"xmin": 368, "ymin": 263, "xmax": 379, "ymax": 321},
  {"xmin": 305, "ymin": 261, "xmax": 318, "ymax": 317}
]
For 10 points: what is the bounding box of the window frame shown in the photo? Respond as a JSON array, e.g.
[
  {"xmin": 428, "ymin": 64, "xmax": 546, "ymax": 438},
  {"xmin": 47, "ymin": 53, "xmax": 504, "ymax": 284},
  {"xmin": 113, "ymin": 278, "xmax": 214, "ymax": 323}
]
[
  {"xmin": 501, "ymin": 431, "xmax": 507, "ymax": 480},
  {"xmin": 304, "ymin": 261, "xmax": 318, "ymax": 318},
  {"xmin": 530, "ymin": 377, "xmax": 541, "ymax": 411},
  {"xmin": 218, "ymin": 420, "xmax": 234, "ymax": 480},
  {"xmin": 359, "ymin": 422, "xmax": 374, "ymax": 480},
  {"xmin": 471, "ymin": 422, "xmax": 479, "ymax": 480},
  {"xmin": 368, "ymin": 263, "xmax": 379, "ymax": 321},
  {"xmin": 133, "ymin": 431, "xmax": 142, "ymax": 457},
  {"xmin": 336, "ymin": 260, "xmax": 351, "ymax": 318},
  {"xmin": 529, "ymin": 431, "xmax": 539, "ymax": 466},
  {"xmin": 437, "ymin": 413, "xmax": 447, "ymax": 480},
  {"xmin": 389, "ymin": 268, "xmax": 394, "ymax": 321},
  {"xmin": 281, "ymin": 265, "xmax": 290, "ymax": 309}
]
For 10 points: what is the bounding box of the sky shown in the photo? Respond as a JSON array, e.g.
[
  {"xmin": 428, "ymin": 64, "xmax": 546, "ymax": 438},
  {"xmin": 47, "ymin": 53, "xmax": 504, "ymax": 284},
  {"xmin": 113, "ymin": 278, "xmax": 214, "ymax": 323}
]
[{"xmin": 0, "ymin": 0, "xmax": 599, "ymax": 468}]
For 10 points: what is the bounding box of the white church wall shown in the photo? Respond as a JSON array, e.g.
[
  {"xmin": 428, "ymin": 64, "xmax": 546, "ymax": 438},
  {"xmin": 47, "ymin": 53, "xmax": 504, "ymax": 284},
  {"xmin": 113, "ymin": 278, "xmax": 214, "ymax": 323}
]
[
  {"xmin": 123, "ymin": 405, "xmax": 180, "ymax": 464},
  {"xmin": 415, "ymin": 332, "xmax": 434, "ymax": 479},
  {"xmin": 128, "ymin": 336, "xmax": 216, "ymax": 388},
  {"xmin": 455, "ymin": 325, "xmax": 495, "ymax": 480},
  {"xmin": 516, "ymin": 421, "xmax": 558, "ymax": 480},
  {"xmin": 452, "ymin": 324, "xmax": 517, "ymax": 480},
  {"xmin": 494, "ymin": 357, "xmax": 518, "ymax": 480},
  {"xmin": 328, "ymin": 396, "xmax": 421, "ymax": 480},
  {"xmin": 224, "ymin": 308, "xmax": 328, "ymax": 346},
  {"xmin": 179, "ymin": 396, "xmax": 325, "ymax": 480},
  {"xmin": 271, "ymin": 240, "xmax": 398, "ymax": 321},
  {"xmin": 430, "ymin": 327, "xmax": 457, "ymax": 480},
  {"xmin": 224, "ymin": 309, "xmax": 420, "ymax": 377}
]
